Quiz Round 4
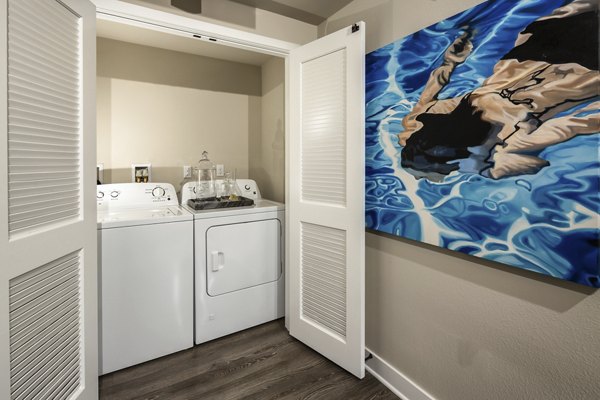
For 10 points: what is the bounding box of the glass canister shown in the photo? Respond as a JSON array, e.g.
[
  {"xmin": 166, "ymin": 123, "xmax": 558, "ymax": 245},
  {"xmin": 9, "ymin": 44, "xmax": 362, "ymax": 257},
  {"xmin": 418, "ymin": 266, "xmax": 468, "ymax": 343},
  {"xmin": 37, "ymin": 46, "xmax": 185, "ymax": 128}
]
[
  {"xmin": 196, "ymin": 151, "xmax": 216, "ymax": 200},
  {"xmin": 222, "ymin": 171, "xmax": 242, "ymax": 200}
]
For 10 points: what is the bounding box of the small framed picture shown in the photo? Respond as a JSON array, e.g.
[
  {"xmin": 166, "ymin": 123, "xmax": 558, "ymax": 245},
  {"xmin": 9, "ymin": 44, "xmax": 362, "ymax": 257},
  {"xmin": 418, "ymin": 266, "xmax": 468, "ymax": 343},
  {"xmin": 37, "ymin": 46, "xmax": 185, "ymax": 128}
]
[{"xmin": 132, "ymin": 163, "xmax": 151, "ymax": 183}]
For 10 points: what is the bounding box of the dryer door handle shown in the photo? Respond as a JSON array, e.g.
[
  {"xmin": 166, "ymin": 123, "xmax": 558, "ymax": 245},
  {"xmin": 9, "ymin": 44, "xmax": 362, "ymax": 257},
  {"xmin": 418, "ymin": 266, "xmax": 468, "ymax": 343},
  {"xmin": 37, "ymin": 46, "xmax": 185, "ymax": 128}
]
[{"xmin": 211, "ymin": 251, "xmax": 225, "ymax": 272}]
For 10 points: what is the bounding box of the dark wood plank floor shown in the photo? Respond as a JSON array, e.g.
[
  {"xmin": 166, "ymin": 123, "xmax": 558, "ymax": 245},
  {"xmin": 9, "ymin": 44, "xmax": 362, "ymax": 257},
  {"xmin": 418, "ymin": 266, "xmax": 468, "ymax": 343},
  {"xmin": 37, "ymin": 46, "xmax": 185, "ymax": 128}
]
[{"xmin": 100, "ymin": 319, "xmax": 398, "ymax": 400}]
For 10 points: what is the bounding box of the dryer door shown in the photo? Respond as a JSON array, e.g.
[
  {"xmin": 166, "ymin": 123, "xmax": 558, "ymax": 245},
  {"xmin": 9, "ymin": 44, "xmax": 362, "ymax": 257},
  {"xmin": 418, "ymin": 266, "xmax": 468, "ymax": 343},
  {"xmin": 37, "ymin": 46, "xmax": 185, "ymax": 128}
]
[{"xmin": 206, "ymin": 219, "xmax": 282, "ymax": 296}]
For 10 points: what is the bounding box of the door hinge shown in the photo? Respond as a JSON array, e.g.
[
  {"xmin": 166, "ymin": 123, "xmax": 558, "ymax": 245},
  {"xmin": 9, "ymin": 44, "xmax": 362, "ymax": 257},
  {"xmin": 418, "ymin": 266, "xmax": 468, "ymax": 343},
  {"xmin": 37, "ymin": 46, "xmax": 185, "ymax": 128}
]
[{"xmin": 352, "ymin": 23, "xmax": 360, "ymax": 33}]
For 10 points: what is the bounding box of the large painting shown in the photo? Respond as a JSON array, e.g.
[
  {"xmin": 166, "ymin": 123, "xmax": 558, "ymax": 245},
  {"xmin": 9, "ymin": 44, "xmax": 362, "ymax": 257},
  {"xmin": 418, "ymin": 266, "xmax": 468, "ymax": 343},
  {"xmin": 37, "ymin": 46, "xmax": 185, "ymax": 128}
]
[{"xmin": 365, "ymin": 0, "xmax": 599, "ymax": 287}]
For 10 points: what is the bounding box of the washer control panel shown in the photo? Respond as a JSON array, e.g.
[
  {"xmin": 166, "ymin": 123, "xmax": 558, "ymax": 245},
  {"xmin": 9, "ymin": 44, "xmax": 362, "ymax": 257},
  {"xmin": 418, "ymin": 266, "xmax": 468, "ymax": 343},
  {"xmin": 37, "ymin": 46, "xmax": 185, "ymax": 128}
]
[
  {"xmin": 237, "ymin": 179, "xmax": 260, "ymax": 200},
  {"xmin": 97, "ymin": 183, "xmax": 178, "ymax": 211},
  {"xmin": 152, "ymin": 186, "xmax": 166, "ymax": 198}
]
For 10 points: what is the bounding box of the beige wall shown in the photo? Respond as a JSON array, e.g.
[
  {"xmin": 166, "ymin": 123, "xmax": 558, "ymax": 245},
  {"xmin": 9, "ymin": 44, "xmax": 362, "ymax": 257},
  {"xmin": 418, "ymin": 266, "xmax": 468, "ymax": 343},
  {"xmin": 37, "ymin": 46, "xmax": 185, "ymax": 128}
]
[
  {"xmin": 322, "ymin": 1, "xmax": 600, "ymax": 399},
  {"xmin": 250, "ymin": 57, "xmax": 285, "ymax": 202},
  {"xmin": 97, "ymin": 38, "xmax": 261, "ymax": 194}
]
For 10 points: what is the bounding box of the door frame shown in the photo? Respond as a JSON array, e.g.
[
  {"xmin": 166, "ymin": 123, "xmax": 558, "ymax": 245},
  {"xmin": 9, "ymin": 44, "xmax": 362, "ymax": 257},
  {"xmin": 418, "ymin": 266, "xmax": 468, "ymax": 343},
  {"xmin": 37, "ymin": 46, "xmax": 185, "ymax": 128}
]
[
  {"xmin": 92, "ymin": 0, "xmax": 301, "ymax": 328},
  {"xmin": 93, "ymin": 0, "xmax": 366, "ymax": 367},
  {"xmin": 92, "ymin": 0, "xmax": 298, "ymax": 56}
]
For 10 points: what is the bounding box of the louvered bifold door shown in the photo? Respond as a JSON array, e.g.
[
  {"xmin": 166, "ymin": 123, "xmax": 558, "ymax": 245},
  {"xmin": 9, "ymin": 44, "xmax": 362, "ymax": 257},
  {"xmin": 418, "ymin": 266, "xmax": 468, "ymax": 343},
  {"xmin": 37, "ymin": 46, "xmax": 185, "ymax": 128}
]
[
  {"xmin": 288, "ymin": 22, "xmax": 365, "ymax": 378},
  {"xmin": 0, "ymin": 1, "xmax": 98, "ymax": 399}
]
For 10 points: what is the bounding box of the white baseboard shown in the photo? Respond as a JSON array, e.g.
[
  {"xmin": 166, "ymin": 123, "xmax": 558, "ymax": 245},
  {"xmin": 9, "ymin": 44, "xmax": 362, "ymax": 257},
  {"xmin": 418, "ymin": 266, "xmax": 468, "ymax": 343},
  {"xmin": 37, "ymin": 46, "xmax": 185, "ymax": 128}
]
[{"xmin": 365, "ymin": 348, "xmax": 435, "ymax": 400}]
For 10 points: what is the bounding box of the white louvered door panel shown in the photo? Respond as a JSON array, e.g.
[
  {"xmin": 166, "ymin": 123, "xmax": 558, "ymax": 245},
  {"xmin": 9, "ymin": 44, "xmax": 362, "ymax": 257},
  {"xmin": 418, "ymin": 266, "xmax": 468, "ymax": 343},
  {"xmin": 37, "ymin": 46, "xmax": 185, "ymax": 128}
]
[
  {"xmin": 8, "ymin": 0, "xmax": 82, "ymax": 235},
  {"xmin": 9, "ymin": 252, "xmax": 83, "ymax": 400},
  {"xmin": 288, "ymin": 22, "xmax": 365, "ymax": 378},
  {"xmin": 301, "ymin": 49, "xmax": 346, "ymax": 206},
  {"xmin": 0, "ymin": 1, "xmax": 98, "ymax": 399}
]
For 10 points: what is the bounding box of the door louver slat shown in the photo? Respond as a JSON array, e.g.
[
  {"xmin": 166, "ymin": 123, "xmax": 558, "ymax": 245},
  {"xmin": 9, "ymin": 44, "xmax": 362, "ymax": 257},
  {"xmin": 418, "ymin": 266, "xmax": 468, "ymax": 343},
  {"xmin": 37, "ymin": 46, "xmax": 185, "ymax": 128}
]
[
  {"xmin": 9, "ymin": 50, "xmax": 79, "ymax": 88},
  {"xmin": 9, "ymin": 32, "xmax": 79, "ymax": 74},
  {"xmin": 9, "ymin": 76, "xmax": 79, "ymax": 105},
  {"xmin": 302, "ymin": 301, "xmax": 346, "ymax": 332},
  {"xmin": 10, "ymin": 200, "xmax": 80, "ymax": 219},
  {"xmin": 10, "ymin": 99, "xmax": 79, "ymax": 121},
  {"xmin": 9, "ymin": 126, "xmax": 80, "ymax": 141},
  {"xmin": 9, "ymin": 150, "xmax": 79, "ymax": 160},
  {"xmin": 9, "ymin": 90, "xmax": 79, "ymax": 115},
  {"xmin": 9, "ymin": 109, "xmax": 79, "ymax": 129},
  {"xmin": 11, "ymin": 313, "xmax": 79, "ymax": 389},
  {"xmin": 9, "ymin": 256, "xmax": 78, "ymax": 304},
  {"xmin": 11, "ymin": 2, "xmax": 79, "ymax": 45},
  {"xmin": 9, "ymin": 157, "xmax": 79, "ymax": 167},
  {"xmin": 9, "ymin": 140, "xmax": 80, "ymax": 153},
  {"xmin": 38, "ymin": 363, "xmax": 80, "ymax": 400},
  {"xmin": 8, "ymin": 20, "xmax": 79, "ymax": 63},
  {"xmin": 10, "ymin": 289, "xmax": 79, "ymax": 341},
  {"xmin": 10, "ymin": 191, "xmax": 80, "ymax": 207},
  {"xmin": 11, "ymin": 306, "xmax": 79, "ymax": 360},
  {"xmin": 9, "ymin": 251, "xmax": 83, "ymax": 400},
  {"xmin": 301, "ymin": 49, "xmax": 347, "ymax": 206},
  {"xmin": 10, "ymin": 273, "xmax": 79, "ymax": 343},
  {"xmin": 13, "ymin": 346, "xmax": 79, "ymax": 400},
  {"xmin": 9, "ymin": 167, "xmax": 79, "ymax": 177},
  {"xmin": 11, "ymin": 325, "xmax": 79, "ymax": 388},
  {"xmin": 301, "ymin": 223, "xmax": 347, "ymax": 338},
  {"xmin": 7, "ymin": 0, "xmax": 82, "ymax": 237},
  {"xmin": 10, "ymin": 32, "xmax": 78, "ymax": 71},
  {"xmin": 302, "ymin": 287, "xmax": 346, "ymax": 315},
  {"xmin": 9, "ymin": 181, "xmax": 79, "ymax": 194},
  {"xmin": 9, "ymin": 209, "xmax": 81, "ymax": 233}
]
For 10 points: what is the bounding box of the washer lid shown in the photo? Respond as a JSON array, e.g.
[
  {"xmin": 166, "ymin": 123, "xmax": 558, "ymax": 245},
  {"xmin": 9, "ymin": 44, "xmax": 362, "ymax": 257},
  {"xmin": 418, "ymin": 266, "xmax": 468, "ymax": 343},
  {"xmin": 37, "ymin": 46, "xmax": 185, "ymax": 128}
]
[{"xmin": 97, "ymin": 206, "xmax": 192, "ymax": 229}]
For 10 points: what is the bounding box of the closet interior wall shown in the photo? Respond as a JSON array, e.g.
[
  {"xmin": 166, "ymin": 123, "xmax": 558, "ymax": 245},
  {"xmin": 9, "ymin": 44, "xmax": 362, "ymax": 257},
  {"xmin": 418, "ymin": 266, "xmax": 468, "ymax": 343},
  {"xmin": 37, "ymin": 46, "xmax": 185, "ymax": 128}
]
[{"xmin": 96, "ymin": 35, "xmax": 285, "ymax": 201}]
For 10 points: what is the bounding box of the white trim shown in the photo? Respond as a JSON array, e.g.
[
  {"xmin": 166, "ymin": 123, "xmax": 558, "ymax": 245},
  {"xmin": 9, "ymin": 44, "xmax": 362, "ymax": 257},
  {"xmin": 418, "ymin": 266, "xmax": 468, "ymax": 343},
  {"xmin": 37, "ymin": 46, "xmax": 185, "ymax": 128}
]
[
  {"xmin": 0, "ymin": 0, "xmax": 9, "ymax": 396},
  {"xmin": 92, "ymin": 0, "xmax": 299, "ymax": 57},
  {"xmin": 366, "ymin": 348, "xmax": 436, "ymax": 400},
  {"xmin": 284, "ymin": 56, "xmax": 290, "ymax": 331}
]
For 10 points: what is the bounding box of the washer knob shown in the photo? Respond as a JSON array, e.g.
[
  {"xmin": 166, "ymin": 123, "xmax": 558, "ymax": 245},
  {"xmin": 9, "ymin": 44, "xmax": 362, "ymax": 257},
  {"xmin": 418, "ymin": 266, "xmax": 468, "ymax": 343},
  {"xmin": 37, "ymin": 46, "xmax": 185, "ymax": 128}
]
[
  {"xmin": 110, "ymin": 191, "xmax": 120, "ymax": 198},
  {"xmin": 244, "ymin": 184, "xmax": 251, "ymax": 190},
  {"xmin": 152, "ymin": 186, "xmax": 166, "ymax": 197},
  {"xmin": 97, "ymin": 191, "xmax": 104, "ymax": 199}
]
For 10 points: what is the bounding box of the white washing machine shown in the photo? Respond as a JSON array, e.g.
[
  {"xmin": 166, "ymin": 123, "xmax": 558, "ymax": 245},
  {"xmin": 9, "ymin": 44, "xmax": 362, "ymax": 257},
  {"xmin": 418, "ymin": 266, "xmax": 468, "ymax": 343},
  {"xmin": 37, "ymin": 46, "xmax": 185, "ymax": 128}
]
[
  {"xmin": 97, "ymin": 183, "xmax": 193, "ymax": 375},
  {"xmin": 181, "ymin": 180, "xmax": 285, "ymax": 344}
]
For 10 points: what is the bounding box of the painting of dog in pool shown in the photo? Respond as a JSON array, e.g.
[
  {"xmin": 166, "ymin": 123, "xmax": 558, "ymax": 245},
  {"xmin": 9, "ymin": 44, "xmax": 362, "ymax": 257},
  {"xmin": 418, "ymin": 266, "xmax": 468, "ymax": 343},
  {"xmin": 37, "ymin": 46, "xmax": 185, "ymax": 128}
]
[{"xmin": 365, "ymin": 0, "xmax": 599, "ymax": 287}]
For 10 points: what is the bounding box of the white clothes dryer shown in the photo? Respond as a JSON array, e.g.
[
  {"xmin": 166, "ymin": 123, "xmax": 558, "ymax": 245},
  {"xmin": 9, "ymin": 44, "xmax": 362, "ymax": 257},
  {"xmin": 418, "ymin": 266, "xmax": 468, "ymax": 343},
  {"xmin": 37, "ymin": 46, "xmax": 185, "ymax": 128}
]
[
  {"xmin": 181, "ymin": 180, "xmax": 285, "ymax": 344},
  {"xmin": 97, "ymin": 183, "xmax": 193, "ymax": 375}
]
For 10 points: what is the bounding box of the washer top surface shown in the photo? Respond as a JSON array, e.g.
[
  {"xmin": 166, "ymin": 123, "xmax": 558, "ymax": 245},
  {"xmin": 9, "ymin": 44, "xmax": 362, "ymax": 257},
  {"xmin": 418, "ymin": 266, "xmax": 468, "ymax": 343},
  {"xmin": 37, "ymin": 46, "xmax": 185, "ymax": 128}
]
[
  {"xmin": 181, "ymin": 199, "xmax": 283, "ymax": 219},
  {"xmin": 181, "ymin": 180, "xmax": 284, "ymax": 220},
  {"xmin": 97, "ymin": 183, "xmax": 192, "ymax": 228}
]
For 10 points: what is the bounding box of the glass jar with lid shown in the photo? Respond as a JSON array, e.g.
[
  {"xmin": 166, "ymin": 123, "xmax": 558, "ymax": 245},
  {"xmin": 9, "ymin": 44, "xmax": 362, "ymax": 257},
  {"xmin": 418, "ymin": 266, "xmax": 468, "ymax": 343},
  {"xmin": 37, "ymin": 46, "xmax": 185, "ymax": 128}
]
[{"xmin": 195, "ymin": 151, "xmax": 216, "ymax": 200}]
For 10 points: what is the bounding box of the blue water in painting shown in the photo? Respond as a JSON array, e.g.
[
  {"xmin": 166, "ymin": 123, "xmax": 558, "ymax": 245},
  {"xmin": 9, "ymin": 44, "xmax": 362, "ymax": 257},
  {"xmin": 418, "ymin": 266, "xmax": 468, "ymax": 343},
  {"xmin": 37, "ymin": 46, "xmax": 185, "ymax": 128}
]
[{"xmin": 365, "ymin": 0, "xmax": 600, "ymax": 287}]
